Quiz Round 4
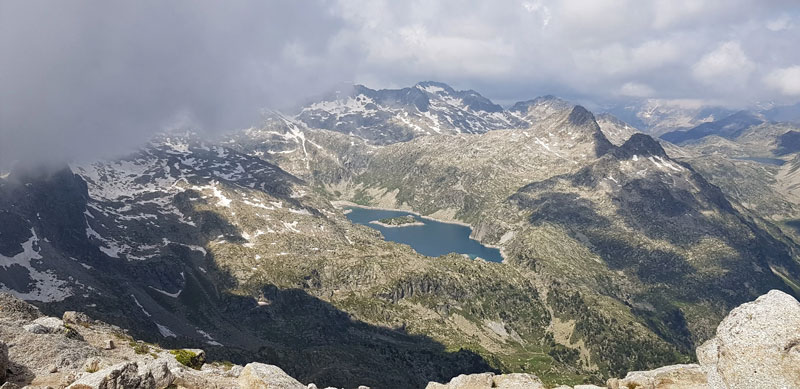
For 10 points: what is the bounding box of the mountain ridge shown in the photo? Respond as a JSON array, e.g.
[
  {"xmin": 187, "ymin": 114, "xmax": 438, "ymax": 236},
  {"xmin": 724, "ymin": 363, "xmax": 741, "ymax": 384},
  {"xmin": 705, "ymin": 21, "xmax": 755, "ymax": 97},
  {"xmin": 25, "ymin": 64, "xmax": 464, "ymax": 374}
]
[{"xmin": 5, "ymin": 82, "xmax": 800, "ymax": 387}]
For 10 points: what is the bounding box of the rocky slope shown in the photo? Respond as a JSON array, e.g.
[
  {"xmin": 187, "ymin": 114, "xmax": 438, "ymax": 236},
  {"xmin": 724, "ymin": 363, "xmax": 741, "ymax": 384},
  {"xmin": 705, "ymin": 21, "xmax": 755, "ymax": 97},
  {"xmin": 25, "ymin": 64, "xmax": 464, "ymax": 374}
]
[
  {"xmin": 659, "ymin": 114, "xmax": 800, "ymax": 232},
  {"xmin": 427, "ymin": 289, "xmax": 800, "ymax": 389},
  {"xmin": 595, "ymin": 114, "xmax": 641, "ymax": 147},
  {"xmin": 0, "ymin": 135, "xmax": 594, "ymax": 387},
  {"xmin": 257, "ymin": 99, "xmax": 800, "ymax": 379}
]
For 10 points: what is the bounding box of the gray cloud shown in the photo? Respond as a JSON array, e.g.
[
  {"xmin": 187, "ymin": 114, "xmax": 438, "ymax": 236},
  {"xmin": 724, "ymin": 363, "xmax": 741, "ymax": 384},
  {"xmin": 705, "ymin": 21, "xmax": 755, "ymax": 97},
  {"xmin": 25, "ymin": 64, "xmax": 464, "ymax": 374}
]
[
  {"xmin": 2, "ymin": 0, "xmax": 800, "ymax": 168},
  {"xmin": 0, "ymin": 0, "xmax": 356, "ymax": 168}
]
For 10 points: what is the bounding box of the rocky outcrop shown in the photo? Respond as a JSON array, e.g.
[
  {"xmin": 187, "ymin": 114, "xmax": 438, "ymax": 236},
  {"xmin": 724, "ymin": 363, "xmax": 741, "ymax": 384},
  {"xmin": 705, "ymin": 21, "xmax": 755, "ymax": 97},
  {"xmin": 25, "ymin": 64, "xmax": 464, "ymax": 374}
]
[
  {"xmin": 237, "ymin": 363, "xmax": 306, "ymax": 389},
  {"xmin": 603, "ymin": 290, "xmax": 800, "ymax": 389},
  {"xmin": 697, "ymin": 289, "xmax": 800, "ymax": 389},
  {"xmin": 67, "ymin": 361, "xmax": 161, "ymax": 389},
  {"xmin": 425, "ymin": 372, "xmax": 544, "ymax": 389},
  {"xmin": 607, "ymin": 290, "xmax": 800, "ymax": 389},
  {"xmin": 23, "ymin": 316, "xmax": 67, "ymax": 335},
  {"xmin": 607, "ymin": 364, "xmax": 706, "ymax": 389},
  {"xmin": 63, "ymin": 311, "xmax": 96, "ymax": 326}
]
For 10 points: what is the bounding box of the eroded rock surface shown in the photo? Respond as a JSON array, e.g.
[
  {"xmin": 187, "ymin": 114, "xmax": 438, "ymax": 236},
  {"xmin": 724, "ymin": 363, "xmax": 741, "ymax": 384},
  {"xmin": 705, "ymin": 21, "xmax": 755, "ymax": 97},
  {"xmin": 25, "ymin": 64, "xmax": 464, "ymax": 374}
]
[
  {"xmin": 697, "ymin": 289, "xmax": 800, "ymax": 389},
  {"xmin": 425, "ymin": 372, "xmax": 543, "ymax": 389},
  {"xmin": 607, "ymin": 364, "xmax": 706, "ymax": 388}
]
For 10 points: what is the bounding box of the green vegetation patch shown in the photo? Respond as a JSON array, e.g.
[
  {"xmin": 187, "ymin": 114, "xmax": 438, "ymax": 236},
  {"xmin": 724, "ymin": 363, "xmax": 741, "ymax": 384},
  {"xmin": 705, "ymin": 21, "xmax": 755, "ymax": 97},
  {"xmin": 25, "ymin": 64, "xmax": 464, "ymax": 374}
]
[{"xmin": 170, "ymin": 349, "xmax": 204, "ymax": 370}]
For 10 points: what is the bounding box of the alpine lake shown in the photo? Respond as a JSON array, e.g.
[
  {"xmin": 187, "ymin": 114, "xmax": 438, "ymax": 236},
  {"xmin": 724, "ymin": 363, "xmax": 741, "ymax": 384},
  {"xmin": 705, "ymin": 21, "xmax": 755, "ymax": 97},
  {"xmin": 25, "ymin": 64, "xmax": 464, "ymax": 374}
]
[{"xmin": 344, "ymin": 206, "xmax": 504, "ymax": 262}]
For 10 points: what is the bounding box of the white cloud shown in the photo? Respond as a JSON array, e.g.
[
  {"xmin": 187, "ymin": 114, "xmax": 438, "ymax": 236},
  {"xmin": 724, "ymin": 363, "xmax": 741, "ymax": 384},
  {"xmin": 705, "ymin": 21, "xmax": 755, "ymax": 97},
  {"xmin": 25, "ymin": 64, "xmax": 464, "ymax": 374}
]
[
  {"xmin": 619, "ymin": 82, "xmax": 655, "ymax": 97},
  {"xmin": 521, "ymin": 1, "xmax": 551, "ymax": 27},
  {"xmin": 765, "ymin": 66, "xmax": 800, "ymax": 96},
  {"xmin": 691, "ymin": 41, "xmax": 755, "ymax": 85},
  {"xmin": 767, "ymin": 15, "xmax": 794, "ymax": 31}
]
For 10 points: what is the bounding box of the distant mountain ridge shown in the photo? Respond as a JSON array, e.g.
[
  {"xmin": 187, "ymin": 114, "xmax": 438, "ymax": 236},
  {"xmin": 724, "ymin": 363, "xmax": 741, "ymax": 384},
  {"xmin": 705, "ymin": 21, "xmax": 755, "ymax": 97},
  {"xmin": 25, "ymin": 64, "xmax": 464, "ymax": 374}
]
[
  {"xmin": 660, "ymin": 111, "xmax": 766, "ymax": 144},
  {"xmin": 294, "ymin": 81, "xmax": 527, "ymax": 144},
  {"xmin": 295, "ymin": 82, "xmax": 800, "ymax": 147},
  {"xmin": 603, "ymin": 99, "xmax": 800, "ymax": 136}
]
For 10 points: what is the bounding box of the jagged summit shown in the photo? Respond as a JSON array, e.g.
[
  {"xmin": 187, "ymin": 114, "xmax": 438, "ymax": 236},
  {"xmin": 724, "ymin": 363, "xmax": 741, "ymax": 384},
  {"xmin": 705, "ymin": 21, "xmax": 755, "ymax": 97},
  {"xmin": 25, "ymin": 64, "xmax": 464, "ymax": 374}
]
[
  {"xmin": 613, "ymin": 133, "xmax": 668, "ymax": 159},
  {"xmin": 567, "ymin": 105, "xmax": 596, "ymax": 127},
  {"xmin": 565, "ymin": 106, "xmax": 615, "ymax": 157},
  {"xmin": 414, "ymin": 80, "xmax": 456, "ymax": 94},
  {"xmin": 595, "ymin": 112, "xmax": 630, "ymax": 127},
  {"xmin": 414, "ymin": 81, "xmax": 504, "ymax": 112}
]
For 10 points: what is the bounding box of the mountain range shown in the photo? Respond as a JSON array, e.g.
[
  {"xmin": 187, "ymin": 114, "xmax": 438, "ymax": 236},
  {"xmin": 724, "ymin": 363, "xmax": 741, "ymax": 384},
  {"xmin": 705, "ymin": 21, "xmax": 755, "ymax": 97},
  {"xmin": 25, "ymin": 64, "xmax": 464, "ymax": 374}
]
[{"xmin": 3, "ymin": 81, "xmax": 800, "ymax": 388}]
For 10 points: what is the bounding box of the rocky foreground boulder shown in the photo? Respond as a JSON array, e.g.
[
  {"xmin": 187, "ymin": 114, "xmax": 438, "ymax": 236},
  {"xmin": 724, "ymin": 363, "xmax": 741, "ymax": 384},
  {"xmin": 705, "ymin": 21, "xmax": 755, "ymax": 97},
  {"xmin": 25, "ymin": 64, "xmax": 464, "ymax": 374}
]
[
  {"xmin": 427, "ymin": 289, "xmax": 800, "ymax": 389},
  {"xmin": 3, "ymin": 290, "xmax": 800, "ymax": 388},
  {"xmin": 425, "ymin": 372, "xmax": 544, "ymax": 389},
  {"xmin": 697, "ymin": 289, "xmax": 800, "ymax": 389}
]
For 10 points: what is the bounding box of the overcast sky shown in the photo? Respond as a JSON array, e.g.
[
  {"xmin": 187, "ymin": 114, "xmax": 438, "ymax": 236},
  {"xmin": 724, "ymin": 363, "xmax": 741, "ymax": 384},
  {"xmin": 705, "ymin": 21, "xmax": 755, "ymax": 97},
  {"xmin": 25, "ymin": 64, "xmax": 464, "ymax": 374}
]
[
  {"xmin": 1, "ymin": 0, "xmax": 800, "ymax": 167},
  {"xmin": 340, "ymin": 0, "xmax": 800, "ymax": 107}
]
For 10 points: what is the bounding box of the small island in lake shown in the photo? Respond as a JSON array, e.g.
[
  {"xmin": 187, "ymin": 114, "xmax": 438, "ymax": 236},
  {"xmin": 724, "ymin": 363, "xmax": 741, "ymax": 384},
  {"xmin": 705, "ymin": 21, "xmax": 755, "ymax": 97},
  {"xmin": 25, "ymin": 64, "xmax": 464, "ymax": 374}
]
[{"xmin": 370, "ymin": 215, "xmax": 424, "ymax": 227}]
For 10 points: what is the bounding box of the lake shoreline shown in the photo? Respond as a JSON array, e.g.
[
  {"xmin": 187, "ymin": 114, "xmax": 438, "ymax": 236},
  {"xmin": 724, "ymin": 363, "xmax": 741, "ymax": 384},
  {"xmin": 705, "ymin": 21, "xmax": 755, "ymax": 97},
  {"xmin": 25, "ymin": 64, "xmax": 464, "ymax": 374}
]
[
  {"xmin": 332, "ymin": 200, "xmax": 472, "ymax": 226},
  {"xmin": 333, "ymin": 200, "xmax": 507, "ymax": 262}
]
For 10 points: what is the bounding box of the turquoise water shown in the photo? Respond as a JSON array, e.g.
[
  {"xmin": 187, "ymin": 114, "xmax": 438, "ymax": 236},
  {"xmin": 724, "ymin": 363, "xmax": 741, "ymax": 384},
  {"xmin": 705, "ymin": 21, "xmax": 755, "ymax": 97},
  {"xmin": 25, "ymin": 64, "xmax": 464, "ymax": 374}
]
[{"xmin": 344, "ymin": 206, "xmax": 503, "ymax": 262}]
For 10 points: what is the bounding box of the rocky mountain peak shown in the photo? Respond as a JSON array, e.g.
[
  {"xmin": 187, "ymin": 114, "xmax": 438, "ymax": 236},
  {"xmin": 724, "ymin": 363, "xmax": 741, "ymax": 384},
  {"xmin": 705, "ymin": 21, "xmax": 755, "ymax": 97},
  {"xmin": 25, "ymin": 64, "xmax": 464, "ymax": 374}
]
[
  {"xmin": 508, "ymin": 95, "xmax": 573, "ymax": 119},
  {"xmin": 564, "ymin": 106, "xmax": 615, "ymax": 157},
  {"xmin": 415, "ymin": 81, "xmax": 457, "ymax": 95},
  {"xmin": 567, "ymin": 105, "xmax": 595, "ymax": 127},
  {"xmin": 415, "ymin": 81, "xmax": 503, "ymax": 113},
  {"xmin": 613, "ymin": 133, "xmax": 667, "ymax": 159},
  {"xmin": 596, "ymin": 113, "xmax": 643, "ymax": 146}
]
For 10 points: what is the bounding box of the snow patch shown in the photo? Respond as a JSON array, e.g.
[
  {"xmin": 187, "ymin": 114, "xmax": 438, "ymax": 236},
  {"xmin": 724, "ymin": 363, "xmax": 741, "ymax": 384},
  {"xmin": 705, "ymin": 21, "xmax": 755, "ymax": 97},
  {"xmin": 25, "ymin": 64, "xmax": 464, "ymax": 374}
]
[
  {"xmin": 282, "ymin": 221, "xmax": 300, "ymax": 233},
  {"xmin": 149, "ymin": 285, "xmax": 182, "ymax": 298},
  {"xmin": 131, "ymin": 295, "xmax": 152, "ymax": 317},
  {"xmin": 155, "ymin": 323, "xmax": 177, "ymax": 338},
  {"xmin": 0, "ymin": 229, "xmax": 73, "ymax": 302}
]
